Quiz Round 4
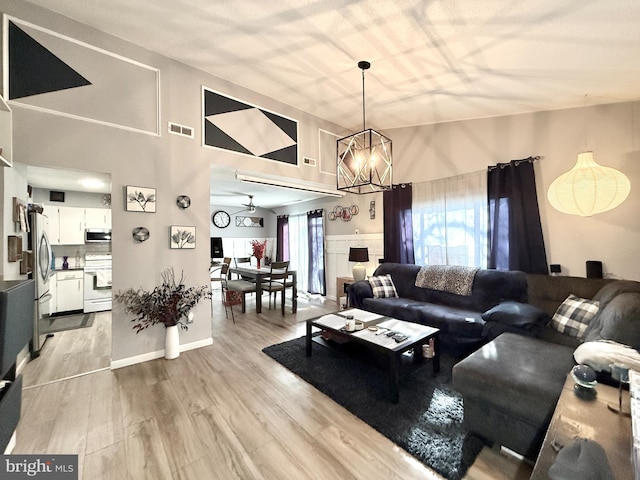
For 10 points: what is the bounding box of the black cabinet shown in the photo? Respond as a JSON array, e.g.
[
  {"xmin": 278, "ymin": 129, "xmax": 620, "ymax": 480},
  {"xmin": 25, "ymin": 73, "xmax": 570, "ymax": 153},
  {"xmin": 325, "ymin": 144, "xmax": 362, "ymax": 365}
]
[{"xmin": 0, "ymin": 279, "xmax": 35, "ymax": 452}]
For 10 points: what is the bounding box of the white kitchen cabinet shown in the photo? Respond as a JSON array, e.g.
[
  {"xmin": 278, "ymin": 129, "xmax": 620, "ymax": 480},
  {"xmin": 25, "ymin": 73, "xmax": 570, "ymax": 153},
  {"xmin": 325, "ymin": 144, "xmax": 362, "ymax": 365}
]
[
  {"xmin": 49, "ymin": 271, "xmax": 57, "ymax": 314},
  {"xmin": 84, "ymin": 208, "xmax": 111, "ymax": 229},
  {"xmin": 47, "ymin": 206, "xmax": 85, "ymax": 245},
  {"xmin": 55, "ymin": 270, "xmax": 84, "ymax": 313}
]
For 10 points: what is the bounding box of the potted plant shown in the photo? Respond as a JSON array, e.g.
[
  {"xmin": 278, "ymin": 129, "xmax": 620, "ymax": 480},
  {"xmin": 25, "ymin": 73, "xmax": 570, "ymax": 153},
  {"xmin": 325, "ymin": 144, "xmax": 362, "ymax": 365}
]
[{"xmin": 114, "ymin": 268, "xmax": 211, "ymax": 359}]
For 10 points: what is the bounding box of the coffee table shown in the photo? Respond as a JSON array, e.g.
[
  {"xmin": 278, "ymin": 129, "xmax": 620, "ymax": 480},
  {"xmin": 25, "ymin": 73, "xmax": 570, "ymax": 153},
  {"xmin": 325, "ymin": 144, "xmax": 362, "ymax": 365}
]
[{"xmin": 306, "ymin": 309, "xmax": 440, "ymax": 403}]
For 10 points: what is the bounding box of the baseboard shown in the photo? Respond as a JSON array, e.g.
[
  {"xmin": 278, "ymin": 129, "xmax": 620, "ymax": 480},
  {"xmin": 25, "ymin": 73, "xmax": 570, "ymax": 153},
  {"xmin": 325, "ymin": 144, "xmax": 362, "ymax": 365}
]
[
  {"xmin": 110, "ymin": 337, "xmax": 214, "ymax": 369},
  {"xmin": 15, "ymin": 345, "xmax": 30, "ymax": 375}
]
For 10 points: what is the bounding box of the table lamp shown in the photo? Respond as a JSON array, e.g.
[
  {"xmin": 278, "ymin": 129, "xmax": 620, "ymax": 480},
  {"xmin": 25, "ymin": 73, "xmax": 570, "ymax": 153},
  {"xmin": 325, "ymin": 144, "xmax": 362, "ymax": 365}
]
[{"xmin": 349, "ymin": 247, "xmax": 369, "ymax": 281}]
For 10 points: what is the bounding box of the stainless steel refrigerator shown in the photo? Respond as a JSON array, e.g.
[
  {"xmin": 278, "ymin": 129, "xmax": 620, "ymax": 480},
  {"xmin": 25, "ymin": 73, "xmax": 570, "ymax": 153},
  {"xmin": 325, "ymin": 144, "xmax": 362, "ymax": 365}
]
[{"xmin": 28, "ymin": 209, "xmax": 52, "ymax": 358}]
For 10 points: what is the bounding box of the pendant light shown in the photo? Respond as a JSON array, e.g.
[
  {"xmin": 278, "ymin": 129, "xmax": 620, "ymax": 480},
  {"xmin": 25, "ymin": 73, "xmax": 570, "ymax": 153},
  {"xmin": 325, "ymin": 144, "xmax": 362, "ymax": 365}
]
[
  {"xmin": 337, "ymin": 61, "xmax": 392, "ymax": 194},
  {"xmin": 547, "ymin": 98, "xmax": 630, "ymax": 216}
]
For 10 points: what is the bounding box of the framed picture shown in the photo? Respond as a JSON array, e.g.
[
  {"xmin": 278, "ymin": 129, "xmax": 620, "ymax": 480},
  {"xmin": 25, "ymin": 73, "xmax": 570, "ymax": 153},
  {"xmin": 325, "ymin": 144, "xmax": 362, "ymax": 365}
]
[
  {"xmin": 235, "ymin": 216, "xmax": 264, "ymax": 227},
  {"xmin": 126, "ymin": 185, "xmax": 156, "ymax": 213},
  {"xmin": 170, "ymin": 225, "xmax": 196, "ymax": 249}
]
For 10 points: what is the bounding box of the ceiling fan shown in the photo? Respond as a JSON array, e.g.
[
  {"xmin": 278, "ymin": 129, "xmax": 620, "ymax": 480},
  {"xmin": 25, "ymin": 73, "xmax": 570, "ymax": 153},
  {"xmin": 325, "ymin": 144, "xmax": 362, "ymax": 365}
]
[{"xmin": 232, "ymin": 195, "xmax": 257, "ymax": 215}]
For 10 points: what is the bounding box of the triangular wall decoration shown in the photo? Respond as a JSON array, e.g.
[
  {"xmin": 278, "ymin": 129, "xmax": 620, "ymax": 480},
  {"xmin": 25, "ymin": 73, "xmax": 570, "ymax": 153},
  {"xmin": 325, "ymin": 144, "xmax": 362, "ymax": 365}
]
[{"xmin": 9, "ymin": 21, "xmax": 91, "ymax": 99}]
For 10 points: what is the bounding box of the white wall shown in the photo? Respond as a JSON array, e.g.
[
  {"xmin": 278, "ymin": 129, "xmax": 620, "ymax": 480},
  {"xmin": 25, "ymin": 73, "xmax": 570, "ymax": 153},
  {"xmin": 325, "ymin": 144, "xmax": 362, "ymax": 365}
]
[
  {"xmin": 0, "ymin": 162, "xmax": 28, "ymax": 281},
  {"xmin": 387, "ymin": 101, "xmax": 640, "ymax": 281}
]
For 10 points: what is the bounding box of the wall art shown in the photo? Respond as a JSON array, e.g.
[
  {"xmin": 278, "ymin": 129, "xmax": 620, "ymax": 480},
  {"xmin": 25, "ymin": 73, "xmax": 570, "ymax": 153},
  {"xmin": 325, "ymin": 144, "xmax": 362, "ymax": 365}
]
[
  {"xmin": 236, "ymin": 216, "xmax": 264, "ymax": 227},
  {"xmin": 125, "ymin": 185, "xmax": 156, "ymax": 213},
  {"xmin": 170, "ymin": 225, "xmax": 196, "ymax": 249},
  {"xmin": 202, "ymin": 86, "xmax": 298, "ymax": 165},
  {"xmin": 328, "ymin": 205, "xmax": 359, "ymax": 221},
  {"xmin": 5, "ymin": 17, "xmax": 160, "ymax": 135}
]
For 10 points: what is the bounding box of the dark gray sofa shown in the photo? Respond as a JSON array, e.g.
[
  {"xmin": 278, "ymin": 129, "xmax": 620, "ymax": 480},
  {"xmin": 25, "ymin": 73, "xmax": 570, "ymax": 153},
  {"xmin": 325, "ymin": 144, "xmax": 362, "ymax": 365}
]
[
  {"xmin": 348, "ymin": 262, "xmax": 528, "ymax": 355},
  {"xmin": 452, "ymin": 274, "xmax": 640, "ymax": 459}
]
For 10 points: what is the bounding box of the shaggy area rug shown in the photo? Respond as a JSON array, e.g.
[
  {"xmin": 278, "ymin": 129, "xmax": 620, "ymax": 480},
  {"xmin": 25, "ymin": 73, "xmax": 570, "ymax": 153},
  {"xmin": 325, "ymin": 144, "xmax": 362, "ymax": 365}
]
[{"xmin": 263, "ymin": 335, "xmax": 485, "ymax": 480}]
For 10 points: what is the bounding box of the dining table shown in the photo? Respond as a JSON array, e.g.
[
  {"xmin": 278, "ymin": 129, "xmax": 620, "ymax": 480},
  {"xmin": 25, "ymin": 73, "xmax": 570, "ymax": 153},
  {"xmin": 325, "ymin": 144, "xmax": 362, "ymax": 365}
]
[{"xmin": 229, "ymin": 265, "xmax": 297, "ymax": 314}]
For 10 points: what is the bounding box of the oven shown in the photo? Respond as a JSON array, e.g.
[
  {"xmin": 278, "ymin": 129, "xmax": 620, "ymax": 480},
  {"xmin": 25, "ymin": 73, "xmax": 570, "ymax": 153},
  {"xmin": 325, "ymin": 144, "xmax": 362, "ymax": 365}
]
[{"xmin": 84, "ymin": 254, "xmax": 112, "ymax": 313}]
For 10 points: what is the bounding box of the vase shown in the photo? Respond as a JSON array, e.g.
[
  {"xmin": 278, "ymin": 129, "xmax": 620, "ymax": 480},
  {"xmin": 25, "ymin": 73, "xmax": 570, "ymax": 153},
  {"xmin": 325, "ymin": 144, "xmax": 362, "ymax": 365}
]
[
  {"xmin": 165, "ymin": 325, "xmax": 180, "ymax": 360},
  {"xmin": 257, "ymin": 258, "xmax": 261, "ymax": 269},
  {"xmin": 62, "ymin": 256, "xmax": 69, "ymax": 270}
]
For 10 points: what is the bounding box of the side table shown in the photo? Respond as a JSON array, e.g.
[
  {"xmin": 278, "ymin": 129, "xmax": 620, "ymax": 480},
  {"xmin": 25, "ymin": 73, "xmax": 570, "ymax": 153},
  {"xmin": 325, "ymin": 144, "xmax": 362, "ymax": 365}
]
[
  {"xmin": 530, "ymin": 374, "xmax": 632, "ymax": 479},
  {"xmin": 336, "ymin": 276, "xmax": 354, "ymax": 308}
]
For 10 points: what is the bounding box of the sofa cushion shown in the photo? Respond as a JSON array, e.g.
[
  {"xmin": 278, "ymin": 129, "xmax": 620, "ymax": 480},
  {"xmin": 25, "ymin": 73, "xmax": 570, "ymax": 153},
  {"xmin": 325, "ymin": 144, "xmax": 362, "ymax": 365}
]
[
  {"xmin": 550, "ymin": 294, "xmax": 599, "ymax": 339},
  {"xmin": 453, "ymin": 333, "xmax": 575, "ymax": 426},
  {"xmin": 371, "ymin": 263, "xmax": 528, "ymax": 312},
  {"xmin": 482, "ymin": 301, "xmax": 550, "ymax": 329},
  {"xmin": 368, "ymin": 274, "xmax": 398, "ymax": 298},
  {"xmin": 583, "ymin": 292, "xmax": 640, "ymax": 349},
  {"xmin": 361, "ymin": 297, "xmax": 485, "ymax": 337},
  {"xmin": 592, "ymin": 280, "xmax": 640, "ymax": 305}
]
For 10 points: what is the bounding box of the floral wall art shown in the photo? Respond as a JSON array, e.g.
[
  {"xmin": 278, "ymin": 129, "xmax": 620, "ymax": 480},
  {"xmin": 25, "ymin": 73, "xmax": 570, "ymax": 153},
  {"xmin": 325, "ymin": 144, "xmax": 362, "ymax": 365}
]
[
  {"xmin": 126, "ymin": 185, "xmax": 156, "ymax": 213},
  {"xmin": 170, "ymin": 225, "xmax": 196, "ymax": 249}
]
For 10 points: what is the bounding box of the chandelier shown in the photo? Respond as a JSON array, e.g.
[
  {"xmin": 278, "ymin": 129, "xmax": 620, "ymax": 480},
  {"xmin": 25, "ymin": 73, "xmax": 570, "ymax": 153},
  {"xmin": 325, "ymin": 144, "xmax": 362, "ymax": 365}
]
[{"xmin": 337, "ymin": 61, "xmax": 392, "ymax": 194}]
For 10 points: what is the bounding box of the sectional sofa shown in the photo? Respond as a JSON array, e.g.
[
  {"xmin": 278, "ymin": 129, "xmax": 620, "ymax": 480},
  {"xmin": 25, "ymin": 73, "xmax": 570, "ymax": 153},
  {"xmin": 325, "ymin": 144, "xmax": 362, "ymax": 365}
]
[
  {"xmin": 348, "ymin": 262, "xmax": 640, "ymax": 459},
  {"xmin": 453, "ymin": 274, "xmax": 640, "ymax": 458},
  {"xmin": 347, "ymin": 262, "xmax": 529, "ymax": 355}
]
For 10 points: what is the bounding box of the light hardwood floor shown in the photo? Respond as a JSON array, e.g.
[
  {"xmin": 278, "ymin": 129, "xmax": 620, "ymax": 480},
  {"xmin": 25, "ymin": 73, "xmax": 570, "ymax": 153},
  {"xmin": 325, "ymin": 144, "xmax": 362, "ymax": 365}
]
[{"xmin": 16, "ymin": 291, "xmax": 532, "ymax": 480}]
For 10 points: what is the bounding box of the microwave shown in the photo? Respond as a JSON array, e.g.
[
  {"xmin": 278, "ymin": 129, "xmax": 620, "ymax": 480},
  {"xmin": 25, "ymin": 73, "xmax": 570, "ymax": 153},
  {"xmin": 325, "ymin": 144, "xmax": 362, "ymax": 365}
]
[{"xmin": 85, "ymin": 229, "xmax": 112, "ymax": 243}]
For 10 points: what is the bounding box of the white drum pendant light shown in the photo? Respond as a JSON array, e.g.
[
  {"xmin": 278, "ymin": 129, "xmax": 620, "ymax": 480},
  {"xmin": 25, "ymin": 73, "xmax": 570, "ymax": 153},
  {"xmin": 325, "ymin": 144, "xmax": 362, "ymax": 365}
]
[{"xmin": 547, "ymin": 151, "xmax": 630, "ymax": 217}]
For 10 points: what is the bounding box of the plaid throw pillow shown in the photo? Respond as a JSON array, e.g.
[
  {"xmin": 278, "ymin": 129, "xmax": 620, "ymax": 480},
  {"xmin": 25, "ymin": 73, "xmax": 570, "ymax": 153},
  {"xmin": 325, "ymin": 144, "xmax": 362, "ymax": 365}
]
[
  {"xmin": 368, "ymin": 275, "xmax": 398, "ymax": 298},
  {"xmin": 550, "ymin": 294, "xmax": 600, "ymax": 339}
]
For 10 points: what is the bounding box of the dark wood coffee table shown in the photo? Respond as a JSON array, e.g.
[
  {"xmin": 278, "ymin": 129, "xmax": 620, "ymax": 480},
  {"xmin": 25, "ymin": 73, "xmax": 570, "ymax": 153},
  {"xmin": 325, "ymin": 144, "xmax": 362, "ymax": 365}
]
[{"xmin": 306, "ymin": 310, "xmax": 440, "ymax": 403}]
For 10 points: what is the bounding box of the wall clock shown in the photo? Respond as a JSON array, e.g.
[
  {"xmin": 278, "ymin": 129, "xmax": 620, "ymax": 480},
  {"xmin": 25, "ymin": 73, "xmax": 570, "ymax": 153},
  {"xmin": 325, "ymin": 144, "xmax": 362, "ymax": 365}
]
[{"xmin": 212, "ymin": 210, "xmax": 231, "ymax": 228}]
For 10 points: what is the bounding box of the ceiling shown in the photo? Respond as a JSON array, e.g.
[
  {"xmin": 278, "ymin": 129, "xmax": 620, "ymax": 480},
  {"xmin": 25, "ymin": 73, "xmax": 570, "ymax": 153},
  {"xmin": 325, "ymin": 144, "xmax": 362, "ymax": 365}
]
[
  {"xmin": 26, "ymin": 165, "xmax": 111, "ymax": 194},
  {"xmin": 23, "ymin": 0, "xmax": 640, "ymax": 131},
  {"xmin": 209, "ymin": 167, "xmax": 342, "ymax": 210},
  {"xmin": 21, "ymin": 0, "xmax": 640, "ymax": 207}
]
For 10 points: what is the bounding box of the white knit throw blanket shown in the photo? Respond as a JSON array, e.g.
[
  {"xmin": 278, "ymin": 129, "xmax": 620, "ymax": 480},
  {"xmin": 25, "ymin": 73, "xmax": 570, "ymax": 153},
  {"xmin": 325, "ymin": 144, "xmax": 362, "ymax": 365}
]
[{"xmin": 415, "ymin": 265, "xmax": 479, "ymax": 296}]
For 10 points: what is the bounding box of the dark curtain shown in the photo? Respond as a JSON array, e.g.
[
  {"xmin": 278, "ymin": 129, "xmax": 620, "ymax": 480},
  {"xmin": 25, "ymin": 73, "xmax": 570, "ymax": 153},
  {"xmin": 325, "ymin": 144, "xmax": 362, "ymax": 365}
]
[
  {"xmin": 307, "ymin": 209, "xmax": 326, "ymax": 295},
  {"xmin": 487, "ymin": 157, "xmax": 548, "ymax": 273},
  {"xmin": 276, "ymin": 215, "xmax": 289, "ymax": 261},
  {"xmin": 383, "ymin": 183, "xmax": 415, "ymax": 264}
]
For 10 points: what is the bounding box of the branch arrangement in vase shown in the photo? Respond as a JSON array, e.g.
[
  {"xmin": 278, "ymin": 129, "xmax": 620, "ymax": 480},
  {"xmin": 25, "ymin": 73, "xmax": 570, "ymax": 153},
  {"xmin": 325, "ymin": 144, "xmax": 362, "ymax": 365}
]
[{"xmin": 115, "ymin": 268, "xmax": 211, "ymax": 333}]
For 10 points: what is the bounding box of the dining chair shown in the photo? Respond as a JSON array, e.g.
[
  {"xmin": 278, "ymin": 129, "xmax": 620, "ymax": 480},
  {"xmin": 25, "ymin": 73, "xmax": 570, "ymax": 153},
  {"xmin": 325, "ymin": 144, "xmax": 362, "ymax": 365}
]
[
  {"xmin": 210, "ymin": 256, "xmax": 233, "ymax": 284},
  {"xmin": 261, "ymin": 261, "xmax": 290, "ymax": 316},
  {"xmin": 224, "ymin": 263, "xmax": 257, "ymax": 315},
  {"xmin": 219, "ymin": 263, "xmax": 235, "ymax": 322},
  {"xmin": 234, "ymin": 257, "xmax": 255, "ymax": 281}
]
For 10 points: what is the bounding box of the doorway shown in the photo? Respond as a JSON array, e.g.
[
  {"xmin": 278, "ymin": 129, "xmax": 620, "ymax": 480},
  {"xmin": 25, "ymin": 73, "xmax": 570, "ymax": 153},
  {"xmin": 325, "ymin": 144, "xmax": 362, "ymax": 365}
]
[{"xmin": 21, "ymin": 163, "xmax": 112, "ymax": 387}]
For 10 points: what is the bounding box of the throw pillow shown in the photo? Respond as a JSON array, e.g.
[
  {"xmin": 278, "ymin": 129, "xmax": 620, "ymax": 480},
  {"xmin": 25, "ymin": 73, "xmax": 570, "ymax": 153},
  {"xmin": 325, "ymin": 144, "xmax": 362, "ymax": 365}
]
[
  {"xmin": 481, "ymin": 301, "xmax": 550, "ymax": 329},
  {"xmin": 550, "ymin": 294, "xmax": 600, "ymax": 339},
  {"xmin": 368, "ymin": 274, "xmax": 398, "ymax": 298}
]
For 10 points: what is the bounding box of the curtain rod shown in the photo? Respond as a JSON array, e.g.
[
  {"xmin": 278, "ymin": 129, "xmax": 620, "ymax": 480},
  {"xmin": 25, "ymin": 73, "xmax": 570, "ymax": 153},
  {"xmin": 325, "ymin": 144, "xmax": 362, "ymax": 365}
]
[{"xmin": 488, "ymin": 155, "xmax": 541, "ymax": 171}]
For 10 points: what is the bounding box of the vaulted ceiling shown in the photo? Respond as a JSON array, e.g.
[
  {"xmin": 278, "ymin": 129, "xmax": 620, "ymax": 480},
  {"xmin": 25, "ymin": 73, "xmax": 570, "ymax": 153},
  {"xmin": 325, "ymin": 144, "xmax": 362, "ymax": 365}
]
[{"xmin": 24, "ymin": 0, "xmax": 640, "ymax": 132}]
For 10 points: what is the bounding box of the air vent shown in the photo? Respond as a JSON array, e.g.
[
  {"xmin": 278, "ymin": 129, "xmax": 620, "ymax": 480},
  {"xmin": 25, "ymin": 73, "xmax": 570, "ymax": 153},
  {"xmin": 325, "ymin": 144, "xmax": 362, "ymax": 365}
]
[
  {"xmin": 303, "ymin": 156, "xmax": 316, "ymax": 167},
  {"xmin": 168, "ymin": 122, "xmax": 194, "ymax": 138}
]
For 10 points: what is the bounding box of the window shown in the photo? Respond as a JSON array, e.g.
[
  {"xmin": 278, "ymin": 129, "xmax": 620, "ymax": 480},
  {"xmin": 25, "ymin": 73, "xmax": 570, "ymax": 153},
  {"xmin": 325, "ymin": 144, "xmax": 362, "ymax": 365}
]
[
  {"xmin": 412, "ymin": 171, "xmax": 487, "ymax": 268},
  {"xmin": 288, "ymin": 214, "xmax": 309, "ymax": 292}
]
